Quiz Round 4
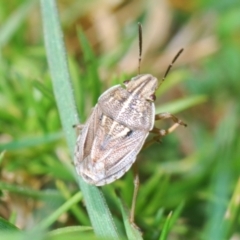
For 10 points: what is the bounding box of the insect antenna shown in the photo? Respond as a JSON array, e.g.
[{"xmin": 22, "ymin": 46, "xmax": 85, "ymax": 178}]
[
  {"xmin": 138, "ymin": 22, "xmax": 142, "ymax": 75},
  {"xmin": 161, "ymin": 48, "xmax": 184, "ymax": 82}
]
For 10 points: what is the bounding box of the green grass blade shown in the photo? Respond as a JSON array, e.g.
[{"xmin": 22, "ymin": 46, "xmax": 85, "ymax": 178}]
[
  {"xmin": 0, "ymin": 151, "xmax": 5, "ymax": 165},
  {"xmin": 0, "ymin": 181, "xmax": 63, "ymax": 201},
  {"xmin": 40, "ymin": 0, "xmax": 79, "ymax": 151},
  {"xmin": 159, "ymin": 212, "xmax": 172, "ymax": 240},
  {"xmin": 0, "ymin": 0, "xmax": 37, "ymax": 48},
  {"xmin": 33, "ymin": 80, "xmax": 55, "ymax": 100},
  {"xmin": 38, "ymin": 192, "xmax": 83, "ymax": 229},
  {"xmin": 0, "ymin": 217, "xmax": 19, "ymax": 231},
  {"xmin": 0, "ymin": 132, "xmax": 63, "ymax": 151},
  {"xmin": 48, "ymin": 226, "xmax": 93, "ymax": 238},
  {"xmin": 203, "ymin": 106, "xmax": 238, "ymax": 240},
  {"xmin": 119, "ymin": 199, "xmax": 143, "ymax": 240},
  {"xmin": 168, "ymin": 201, "xmax": 185, "ymax": 231},
  {"xmin": 77, "ymin": 27, "xmax": 102, "ymax": 105},
  {"xmin": 40, "ymin": 0, "xmax": 120, "ymax": 238},
  {"xmin": 224, "ymin": 177, "xmax": 240, "ymax": 237},
  {"xmin": 56, "ymin": 180, "xmax": 90, "ymax": 225},
  {"xmin": 156, "ymin": 95, "xmax": 207, "ymax": 114}
]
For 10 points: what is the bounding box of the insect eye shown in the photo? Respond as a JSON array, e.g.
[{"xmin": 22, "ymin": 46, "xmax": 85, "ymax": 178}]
[
  {"xmin": 148, "ymin": 94, "xmax": 156, "ymax": 101},
  {"xmin": 123, "ymin": 79, "xmax": 130, "ymax": 86}
]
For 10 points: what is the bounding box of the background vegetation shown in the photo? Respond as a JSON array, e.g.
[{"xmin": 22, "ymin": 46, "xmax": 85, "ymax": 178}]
[{"xmin": 1, "ymin": 0, "xmax": 240, "ymax": 239}]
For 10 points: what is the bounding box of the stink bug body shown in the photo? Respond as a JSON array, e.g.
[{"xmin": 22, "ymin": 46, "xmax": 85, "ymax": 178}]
[{"xmin": 74, "ymin": 24, "xmax": 186, "ymax": 186}]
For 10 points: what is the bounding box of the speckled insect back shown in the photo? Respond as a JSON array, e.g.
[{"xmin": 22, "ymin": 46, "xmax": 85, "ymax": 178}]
[
  {"xmin": 74, "ymin": 24, "xmax": 186, "ymax": 186},
  {"xmin": 75, "ymin": 74, "xmax": 158, "ymax": 185}
]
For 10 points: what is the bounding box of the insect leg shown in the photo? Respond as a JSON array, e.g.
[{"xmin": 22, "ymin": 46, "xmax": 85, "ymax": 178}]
[
  {"xmin": 151, "ymin": 123, "xmax": 182, "ymax": 137},
  {"xmin": 130, "ymin": 164, "xmax": 139, "ymax": 224},
  {"xmin": 155, "ymin": 112, "xmax": 187, "ymax": 127},
  {"xmin": 129, "ymin": 163, "xmax": 142, "ymax": 231},
  {"xmin": 143, "ymin": 113, "xmax": 186, "ymax": 149},
  {"xmin": 72, "ymin": 124, "xmax": 84, "ymax": 135},
  {"xmin": 153, "ymin": 112, "xmax": 186, "ymax": 139}
]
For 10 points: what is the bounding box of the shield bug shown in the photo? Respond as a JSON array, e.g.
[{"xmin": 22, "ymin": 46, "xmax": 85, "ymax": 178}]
[{"xmin": 74, "ymin": 23, "xmax": 186, "ymax": 187}]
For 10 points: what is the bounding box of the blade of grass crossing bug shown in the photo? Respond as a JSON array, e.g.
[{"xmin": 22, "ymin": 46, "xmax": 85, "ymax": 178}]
[{"xmin": 40, "ymin": 0, "xmax": 120, "ymax": 238}]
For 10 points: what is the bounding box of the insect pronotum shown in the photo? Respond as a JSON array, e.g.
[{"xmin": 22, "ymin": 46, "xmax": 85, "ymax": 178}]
[{"xmin": 74, "ymin": 23, "xmax": 186, "ymax": 186}]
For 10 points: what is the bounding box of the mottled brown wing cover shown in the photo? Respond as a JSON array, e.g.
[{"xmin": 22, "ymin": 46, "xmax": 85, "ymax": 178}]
[{"xmin": 74, "ymin": 84, "xmax": 155, "ymax": 186}]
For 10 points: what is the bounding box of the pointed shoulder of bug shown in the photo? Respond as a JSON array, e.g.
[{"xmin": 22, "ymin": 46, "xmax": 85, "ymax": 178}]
[{"xmin": 97, "ymin": 74, "xmax": 156, "ymax": 131}]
